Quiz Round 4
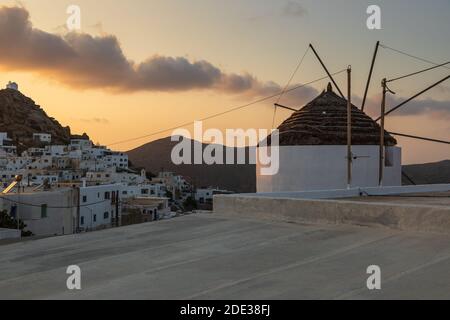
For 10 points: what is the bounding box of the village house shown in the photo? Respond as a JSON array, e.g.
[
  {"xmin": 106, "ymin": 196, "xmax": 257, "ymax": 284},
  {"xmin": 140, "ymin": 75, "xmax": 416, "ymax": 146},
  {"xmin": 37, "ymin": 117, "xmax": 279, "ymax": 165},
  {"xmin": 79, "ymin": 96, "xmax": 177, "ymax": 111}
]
[{"xmin": 121, "ymin": 197, "xmax": 170, "ymax": 226}]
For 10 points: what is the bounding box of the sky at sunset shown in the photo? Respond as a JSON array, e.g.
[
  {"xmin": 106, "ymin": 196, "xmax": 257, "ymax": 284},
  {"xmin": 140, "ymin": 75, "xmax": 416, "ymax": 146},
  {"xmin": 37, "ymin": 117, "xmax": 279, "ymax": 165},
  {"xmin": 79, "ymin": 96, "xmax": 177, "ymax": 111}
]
[{"xmin": 0, "ymin": 0, "xmax": 448, "ymax": 164}]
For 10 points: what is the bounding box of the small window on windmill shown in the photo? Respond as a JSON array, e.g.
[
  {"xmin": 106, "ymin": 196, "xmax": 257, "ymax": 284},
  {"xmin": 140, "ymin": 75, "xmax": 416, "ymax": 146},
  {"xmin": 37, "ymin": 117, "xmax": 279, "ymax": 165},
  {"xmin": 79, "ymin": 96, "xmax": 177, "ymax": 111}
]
[{"xmin": 385, "ymin": 148, "xmax": 394, "ymax": 167}]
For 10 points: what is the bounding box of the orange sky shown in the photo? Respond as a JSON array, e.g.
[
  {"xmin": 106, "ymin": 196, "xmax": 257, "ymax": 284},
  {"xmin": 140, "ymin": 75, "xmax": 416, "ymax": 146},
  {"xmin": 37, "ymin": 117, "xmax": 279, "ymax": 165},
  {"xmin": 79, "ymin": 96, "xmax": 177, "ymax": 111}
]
[{"xmin": 0, "ymin": 1, "xmax": 448, "ymax": 165}]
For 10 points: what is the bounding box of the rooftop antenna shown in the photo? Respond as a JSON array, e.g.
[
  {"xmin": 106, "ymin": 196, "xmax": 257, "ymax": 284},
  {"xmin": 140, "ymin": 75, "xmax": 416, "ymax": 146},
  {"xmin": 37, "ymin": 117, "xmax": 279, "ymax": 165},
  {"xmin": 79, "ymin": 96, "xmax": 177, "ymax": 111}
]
[{"xmin": 309, "ymin": 44, "xmax": 345, "ymax": 98}]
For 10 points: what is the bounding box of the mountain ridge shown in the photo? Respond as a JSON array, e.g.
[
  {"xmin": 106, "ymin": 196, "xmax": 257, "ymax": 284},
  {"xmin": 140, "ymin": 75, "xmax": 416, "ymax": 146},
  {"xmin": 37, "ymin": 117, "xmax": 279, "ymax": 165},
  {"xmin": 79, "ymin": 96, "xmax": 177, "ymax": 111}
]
[{"xmin": 127, "ymin": 136, "xmax": 257, "ymax": 193}]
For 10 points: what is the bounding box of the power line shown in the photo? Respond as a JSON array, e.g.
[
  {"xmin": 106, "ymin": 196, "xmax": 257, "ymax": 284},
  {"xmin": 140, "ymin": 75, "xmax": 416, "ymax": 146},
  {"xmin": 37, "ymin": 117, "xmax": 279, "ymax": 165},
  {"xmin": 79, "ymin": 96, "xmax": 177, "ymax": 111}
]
[
  {"xmin": 272, "ymin": 46, "xmax": 310, "ymax": 128},
  {"xmin": 107, "ymin": 69, "xmax": 347, "ymax": 147},
  {"xmin": 387, "ymin": 61, "xmax": 450, "ymax": 83},
  {"xmin": 380, "ymin": 44, "xmax": 450, "ymax": 70},
  {"xmin": 0, "ymin": 195, "xmax": 110, "ymax": 209}
]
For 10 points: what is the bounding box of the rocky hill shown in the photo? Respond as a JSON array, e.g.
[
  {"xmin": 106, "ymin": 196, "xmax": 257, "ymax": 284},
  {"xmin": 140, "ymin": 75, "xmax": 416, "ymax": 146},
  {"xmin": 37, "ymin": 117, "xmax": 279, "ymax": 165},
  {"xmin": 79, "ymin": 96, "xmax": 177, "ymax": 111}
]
[
  {"xmin": 127, "ymin": 137, "xmax": 257, "ymax": 193},
  {"xmin": 403, "ymin": 160, "xmax": 450, "ymax": 185},
  {"xmin": 0, "ymin": 88, "xmax": 82, "ymax": 153}
]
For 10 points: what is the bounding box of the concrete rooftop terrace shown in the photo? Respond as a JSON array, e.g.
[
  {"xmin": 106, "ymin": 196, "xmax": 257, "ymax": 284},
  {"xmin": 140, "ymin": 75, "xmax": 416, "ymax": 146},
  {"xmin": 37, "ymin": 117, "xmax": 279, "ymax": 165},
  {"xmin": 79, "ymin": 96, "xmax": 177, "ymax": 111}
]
[{"xmin": 1, "ymin": 213, "xmax": 450, "ymax": 299}]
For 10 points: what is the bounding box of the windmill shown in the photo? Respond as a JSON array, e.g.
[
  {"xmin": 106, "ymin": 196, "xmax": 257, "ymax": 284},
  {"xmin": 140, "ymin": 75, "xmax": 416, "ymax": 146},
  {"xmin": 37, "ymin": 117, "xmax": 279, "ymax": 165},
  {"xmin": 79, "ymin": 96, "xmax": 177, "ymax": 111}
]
[{"xmin": 270, "ymin": 42, "xmax": 450, "ymax": 189}]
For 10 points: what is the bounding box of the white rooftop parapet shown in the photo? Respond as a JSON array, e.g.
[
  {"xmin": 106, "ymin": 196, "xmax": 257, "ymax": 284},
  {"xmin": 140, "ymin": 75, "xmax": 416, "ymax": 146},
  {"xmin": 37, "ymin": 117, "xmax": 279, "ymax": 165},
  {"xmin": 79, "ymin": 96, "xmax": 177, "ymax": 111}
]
[{"xmin": 228, "ymin": 184, "xmax": 450, "ymax": 200}]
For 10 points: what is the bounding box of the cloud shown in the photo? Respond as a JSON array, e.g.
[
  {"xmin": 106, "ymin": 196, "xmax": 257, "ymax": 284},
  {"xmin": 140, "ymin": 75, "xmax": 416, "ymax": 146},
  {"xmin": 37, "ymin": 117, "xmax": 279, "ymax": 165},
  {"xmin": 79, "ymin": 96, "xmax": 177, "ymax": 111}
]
[
  {"xmin": 78, "ymin": 118, "xmax": 110, "ymax": 124},
  {"xmin": 362, "ymin": 94, "xmax": 450, "ymax": 120},
  {"xmin": 386, "ymin": 96, "xmax": 450, "ymax": 120},
  {"xmin": 0, "ymin": 5, "xmax": 314, "ymax": 102},
  {"xmin": 133, "ymin": 56, "xmax": 222, "ymax": 91},
  {"xmin": 9, "ymin": 6, "xmax": 445, "ymax": 121},
  {"xmin": 436, "ymin": 85, "xmax": 450, "ymax": 95},
  {"xmin": 249, "ymin": 1, "xmax": 307, "ymax": 22},
  {"xmin": 282, "ymin": 1, "xmax": 308, "ymax": 18}
]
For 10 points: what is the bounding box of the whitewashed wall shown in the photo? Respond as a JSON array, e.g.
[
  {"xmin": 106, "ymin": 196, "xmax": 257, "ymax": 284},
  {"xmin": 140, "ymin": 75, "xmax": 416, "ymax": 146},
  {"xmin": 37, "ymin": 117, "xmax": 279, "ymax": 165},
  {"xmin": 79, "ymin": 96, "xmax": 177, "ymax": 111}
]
[{"xmin": 257, "ymin": 146, "xmax": 401, "ymax": 192}]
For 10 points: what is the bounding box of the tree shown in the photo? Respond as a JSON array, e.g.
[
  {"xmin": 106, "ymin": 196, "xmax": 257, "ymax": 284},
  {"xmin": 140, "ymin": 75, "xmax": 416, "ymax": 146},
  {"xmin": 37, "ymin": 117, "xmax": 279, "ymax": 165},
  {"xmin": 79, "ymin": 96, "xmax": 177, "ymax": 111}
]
[
  {"xmin": 0, "ymin": 210, "xmax": 33, "ymax": 237},
  {"xmin": 165, "ymin": 190, "xmax": 173, "ymax": 201},
  {"xmin": 183, "ymin": 196, "xmax": 198, "ymax": 212},
  {"xmin": 145, "ymin": 171, "xmax": 156, "ymax": 180}
]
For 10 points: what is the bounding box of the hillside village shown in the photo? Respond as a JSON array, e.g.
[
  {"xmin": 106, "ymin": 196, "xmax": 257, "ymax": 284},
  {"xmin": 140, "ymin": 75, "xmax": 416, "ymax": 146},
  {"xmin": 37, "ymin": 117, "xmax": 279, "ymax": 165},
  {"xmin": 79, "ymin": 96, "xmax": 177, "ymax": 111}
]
[{"xmin": 0, "ymin": 84, "xmax": 231, "ymax": 239}]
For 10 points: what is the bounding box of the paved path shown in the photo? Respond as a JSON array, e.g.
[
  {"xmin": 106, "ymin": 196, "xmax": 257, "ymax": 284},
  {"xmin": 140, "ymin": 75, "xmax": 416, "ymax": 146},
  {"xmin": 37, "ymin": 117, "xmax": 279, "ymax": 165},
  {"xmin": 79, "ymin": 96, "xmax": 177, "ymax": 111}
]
[{"xmin": 1, "ymin": 213, "xmax": 450, "ymax": 299}]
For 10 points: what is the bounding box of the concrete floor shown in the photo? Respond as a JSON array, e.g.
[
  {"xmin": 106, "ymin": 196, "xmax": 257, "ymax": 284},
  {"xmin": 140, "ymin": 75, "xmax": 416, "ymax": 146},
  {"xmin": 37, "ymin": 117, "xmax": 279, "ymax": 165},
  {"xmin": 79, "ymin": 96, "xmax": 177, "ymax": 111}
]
[{"xmin": 1, "ymin": 213, "xmax": 450, "ymax": 300}]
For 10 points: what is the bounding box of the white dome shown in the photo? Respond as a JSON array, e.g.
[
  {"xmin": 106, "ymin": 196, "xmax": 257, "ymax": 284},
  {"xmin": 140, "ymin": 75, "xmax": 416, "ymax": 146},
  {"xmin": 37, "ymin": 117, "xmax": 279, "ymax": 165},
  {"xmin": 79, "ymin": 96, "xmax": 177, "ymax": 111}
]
[{"xmin": 6, "ymin": 81, "xmax": 18, "ymax": 91}]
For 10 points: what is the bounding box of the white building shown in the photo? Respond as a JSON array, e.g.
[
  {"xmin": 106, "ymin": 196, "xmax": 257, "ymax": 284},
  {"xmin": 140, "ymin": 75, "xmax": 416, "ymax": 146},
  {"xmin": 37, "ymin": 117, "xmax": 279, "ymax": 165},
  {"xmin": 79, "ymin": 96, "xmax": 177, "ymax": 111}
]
[
  {"xmin": 0, "ymin": 133, "xmax": 8, "ymax": 145},
  {"xmin": 3, "ymin": 157, "xmax": 32, "ymax": 171},
  {"xmin": 85, "ymin": 169, "xmax": 114, "ymax": 183},
  {"xmin": 257, "ymin": 84, "xmax": 402, "ymax": 193},
  {"xmin": 70, "ymin": 139, "xmax": 93, "ymax": 150},
  {"xmin": 44, "ymin": 145, "xmax": 66, "ymax": 156},
  {"xmin": 86, "ymin": 145, "xmax": 109, "ymax": 159},
  {"xmin": 25, "ymin": 174, "xmax": 59, "ymax": 186},
  {"xmin": 0, "ymin": 132, "xmax": 17, "ymax": 155},
  {"xmin": 0, "ymin": 188, "xmax": 78, "ymax": 236},
  {"xmin": 86, "ymin": 167, "xmax": 145, "ymax": 184},
  {"xmin": 27, "ymin": 156, "xmax": 53, "ymax": 170},
  {"xmin": 22, "ymin": 147, "xmax": 45, "ymax": 157},
  {"xmin": 0, "ymin": 131, "xmax": 191, "ymax": 236},
  {"xmin": 33, "ymin": 133, "xmax": 52, "ymax": 144},
  {"xmin": 121, "ymin": 183, "xmax": 167, "ymax": 199},
  {"xmin": 152, "ymin": 172, "xmax": 191, "ymax": 198},
  {"xmin": 0, "ymin": 183, "xmax": 124, "ymax": 236},
  {"xmin": 195, "ymin": 188, "xmax": 232, "ymax": 204},
  {"xmin": 104, "ymin": 152, "xmax": 129, "ymax": 169},
  {"xmin": 78, "ymin": 183, "xmax": 123, "ymax": 231},
  {"xmin": 121, "ymin": 197, "xmax": 170, "ymax": 225}
]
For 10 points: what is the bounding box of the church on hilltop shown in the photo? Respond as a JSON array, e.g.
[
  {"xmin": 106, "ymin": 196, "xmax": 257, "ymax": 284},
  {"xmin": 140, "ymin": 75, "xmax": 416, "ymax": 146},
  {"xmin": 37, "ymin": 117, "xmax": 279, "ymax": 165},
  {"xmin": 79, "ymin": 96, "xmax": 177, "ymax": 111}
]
[{"xmin": 6, "ymin": 81, "xmax": 18, "ymax": 91}]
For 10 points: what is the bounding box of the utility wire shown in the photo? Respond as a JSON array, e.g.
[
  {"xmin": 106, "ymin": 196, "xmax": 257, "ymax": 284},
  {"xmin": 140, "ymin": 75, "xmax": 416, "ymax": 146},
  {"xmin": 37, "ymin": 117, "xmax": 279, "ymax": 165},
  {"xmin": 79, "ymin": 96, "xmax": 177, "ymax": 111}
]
[
  {"xmin": 0, "ymin": 195, "xmax": 111, "ymax": 209},
  {"xmin": 387, "ymin": 61, "xmax": 450, "ymax": 83},
  {"xmin": 380, "ymin": 44, "xmax": 450, "ymax": 70},
  {"xmin": 272, "ymin": 46, "xmax": 310, "ymax": 128},
  {"xmin": 107, "ymin": 70, "xmax": 346, "ymax": 147}
]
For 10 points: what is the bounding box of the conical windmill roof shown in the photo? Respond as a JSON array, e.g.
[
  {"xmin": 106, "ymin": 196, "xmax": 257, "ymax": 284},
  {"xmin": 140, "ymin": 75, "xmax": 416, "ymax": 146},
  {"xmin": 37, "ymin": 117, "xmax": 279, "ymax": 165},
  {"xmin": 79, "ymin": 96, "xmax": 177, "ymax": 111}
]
[{"xmin": 270, "ymin": 83, "xmax": 397, "ymax": 146}]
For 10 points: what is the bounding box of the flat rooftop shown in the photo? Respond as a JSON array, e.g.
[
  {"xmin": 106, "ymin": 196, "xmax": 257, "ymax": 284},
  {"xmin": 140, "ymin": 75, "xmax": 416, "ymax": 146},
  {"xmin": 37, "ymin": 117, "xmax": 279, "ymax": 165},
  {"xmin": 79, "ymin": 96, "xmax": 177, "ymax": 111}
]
[{"xmin": 1, "ymin": 213, "xmax": 450, "ymax": 299}]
